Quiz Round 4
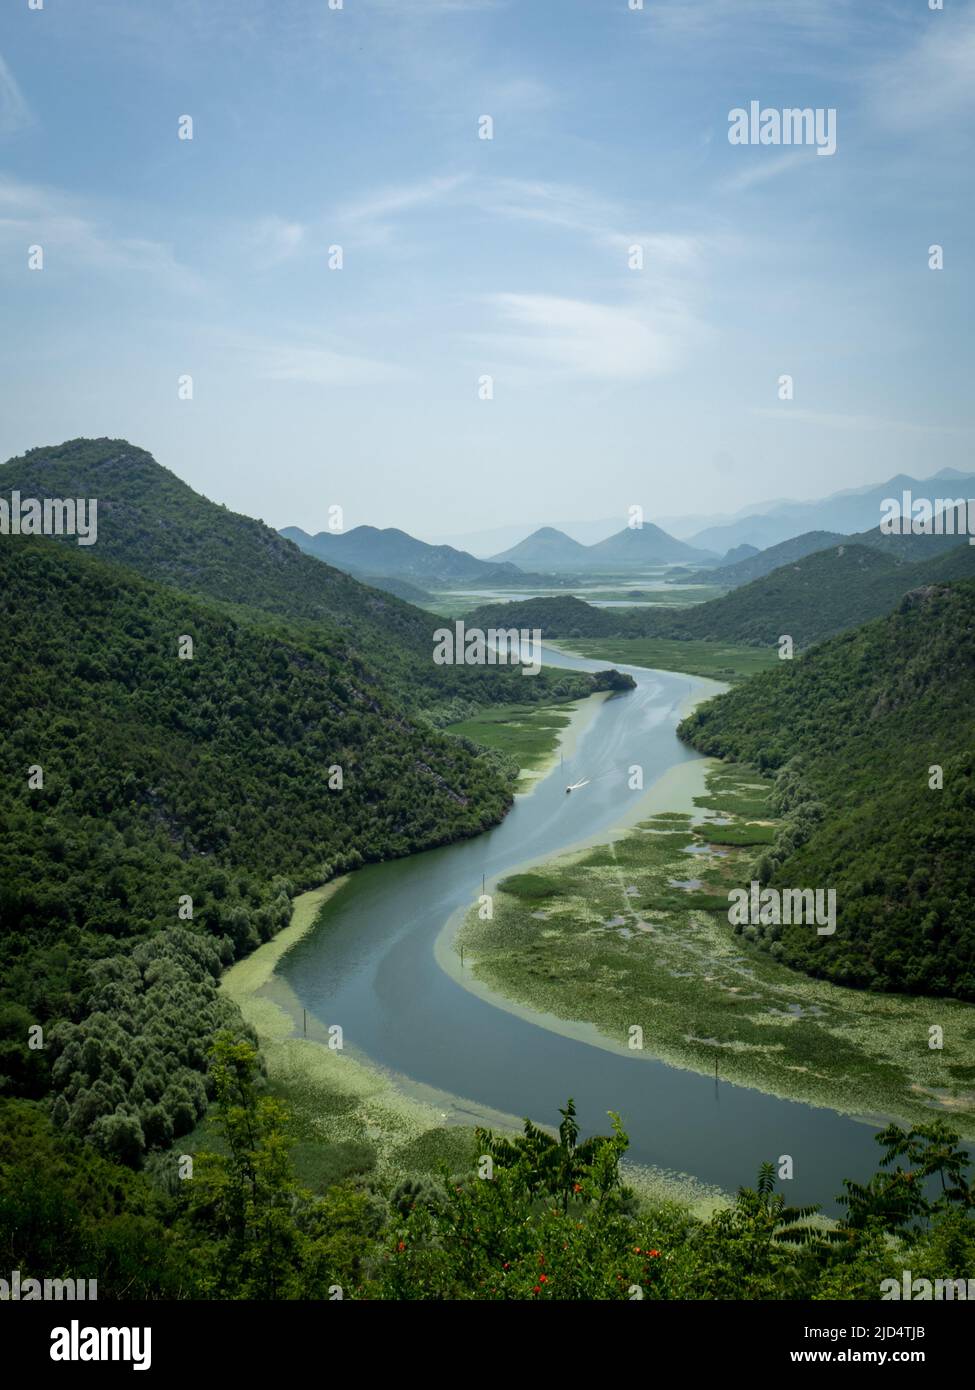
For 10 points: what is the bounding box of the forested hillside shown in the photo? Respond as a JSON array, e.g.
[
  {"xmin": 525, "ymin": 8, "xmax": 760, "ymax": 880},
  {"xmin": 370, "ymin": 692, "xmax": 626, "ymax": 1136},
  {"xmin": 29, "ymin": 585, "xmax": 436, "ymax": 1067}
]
[
  {"xmin": 0, "ymin": 537, "xmax": 516, "ymax": 1158},
  {"xmin": 680, "ymin": 581, "xmax": 975, "ymax": 999},
  {"xmin": 686, "ymin": 530, "xmax": 846, "ymax": 587},
  {"xmin": 469, "ymin": 542, "xmax": 975, "ymax": 650},
  {"xmin": 0, "ymin": 439, "xmax": 589, "ymax": 717}
]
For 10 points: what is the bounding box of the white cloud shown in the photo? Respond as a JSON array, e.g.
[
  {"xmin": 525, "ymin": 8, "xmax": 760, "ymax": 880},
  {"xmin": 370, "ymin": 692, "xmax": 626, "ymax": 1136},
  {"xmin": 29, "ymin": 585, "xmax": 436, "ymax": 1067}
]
[
  {"xmin": 370, "ymin": 0, "xmax": 505, "ymax": 10},
  {"xmin": 0, "ymin": 53, "xmax": 33, "ymax": 136},
  {"xmin": 719, "ymin": 152, "xmax": 810, "ymax": 194},
  {"xmin": 481, "ymin": 292, "xmax": 695, "ymax": 380},
  {"xmin": 240, "ymin": 338, "xmax": 405, "ymax": 388},
  {"xmin": 0, "ymin": 175, "xmax": 200, "ymax": 289},
  {"xmin": 866, "ymin": 7, "xmax": 975, "ymax": 129},
  {"xmin": 751, "ymin": 407, "xmax": 974, "ymax": 435},
  {"xmin": 647, "ymin": 0, "xmax": 889, "ymax": 42},
  {"xmin": 333, "ymin": 174, "xmax": 470, "ymax": 245},
  {"xmin": 245, "ymin": 216, "xmax": 306, "ymax": 266}
]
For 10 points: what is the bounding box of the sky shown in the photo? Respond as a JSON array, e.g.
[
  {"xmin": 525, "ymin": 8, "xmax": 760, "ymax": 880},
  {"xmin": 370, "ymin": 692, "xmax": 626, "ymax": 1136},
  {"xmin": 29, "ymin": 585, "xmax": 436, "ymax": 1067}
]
[{"xmin": 0, "ymin": 0, "xmax": 972, "ymax": 541}]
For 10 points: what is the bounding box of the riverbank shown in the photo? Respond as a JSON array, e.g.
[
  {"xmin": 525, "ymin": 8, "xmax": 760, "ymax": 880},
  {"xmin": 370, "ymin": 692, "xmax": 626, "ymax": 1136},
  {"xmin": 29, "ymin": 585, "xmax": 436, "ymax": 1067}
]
[
  {"xmin": 220, "ymin": 882, "xmax": 498, "ymax": 1190},
  {"xmin": 451, "ymin": 763, "xmax": 975, "ymax": 1139},
  {"xmin": 444, "ymin": 689, "xmax": 611, "ymax": 790},
  {"xmin": 224, "ymin": 677, "xmax": 733, "ymax": 1213},
  {"xmin": 550, "ymin": 636, "xmax": 778, "ymax": 683},
  {"xmin": 241, "ymin": 884, "xmax": 727, "ymax": 1213}
]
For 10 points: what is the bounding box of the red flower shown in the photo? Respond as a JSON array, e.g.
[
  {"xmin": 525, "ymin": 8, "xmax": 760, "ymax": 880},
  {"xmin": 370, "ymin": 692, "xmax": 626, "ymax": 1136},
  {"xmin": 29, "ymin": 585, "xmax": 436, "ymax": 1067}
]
[
  {"xmin": 649, "ymin": 1249, "xmax": 661, "ymax": 1258},
  {"xmin": 539, "ymin": 1274, "xmax": 549, "ymax": 1284},
  {"xmin": 397, "ymin": 1241, "xmax": 406, "ymax": 1252},
  {"xmin": 533, "ymin": 1284, "xmax": 541, "ymax": 1294}
]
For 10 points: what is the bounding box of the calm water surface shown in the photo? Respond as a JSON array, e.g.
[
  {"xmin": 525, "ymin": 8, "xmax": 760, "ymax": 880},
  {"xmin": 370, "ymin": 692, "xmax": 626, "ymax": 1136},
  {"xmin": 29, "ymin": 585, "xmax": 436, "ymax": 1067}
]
[{"xmin": 273, "ymin": 646, "xmax": 883, "ymax": 1211}]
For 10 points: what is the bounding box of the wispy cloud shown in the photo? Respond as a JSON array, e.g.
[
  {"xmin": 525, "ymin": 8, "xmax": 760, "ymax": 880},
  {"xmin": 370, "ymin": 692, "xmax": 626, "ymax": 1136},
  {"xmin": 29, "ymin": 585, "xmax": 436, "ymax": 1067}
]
[
  {"xmin": 479, "ymin": 292, "xmax": 698, "ymax": 381},
  {"xmin": 333, "ymin": 174, "xmax": 470, "ymax": 246},
  {"xmin": 647, "ymin": 0, "xmax": 895, "ymax": 43},
  {"xmin": 223, "ymin": 331, "xmax": 406, "ymax": 388},
  {"xmin": 244, "ymin": 216, "xmax": 306, "ymax": 267},
  {"xmin": 718, "ymin": 152, "xmax": 810, "ymax": 195},
  {"xmin": 0, "ymin": 53, "xmax": 33, "ymax": 136},
  {"xmin": 0, "ymin": 175, "xmax": 200, "ymax": 289},
  {"xmin": 335, "ymin": 171, "xmax": 706, "ymax": 273},
  {"xmin": 866, "ymin": 6, "xmax": 975, "ymax": 129},
  {"xmin": 370, "ymin": 0, "xmax": 506, "ymax": 11}
]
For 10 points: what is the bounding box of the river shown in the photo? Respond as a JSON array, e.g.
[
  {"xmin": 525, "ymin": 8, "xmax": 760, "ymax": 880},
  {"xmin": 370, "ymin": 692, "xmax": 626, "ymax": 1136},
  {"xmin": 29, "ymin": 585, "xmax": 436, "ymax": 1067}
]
[{"xmin": 268, "ymin": 646, "xmax": 884, "ymax": 1212}]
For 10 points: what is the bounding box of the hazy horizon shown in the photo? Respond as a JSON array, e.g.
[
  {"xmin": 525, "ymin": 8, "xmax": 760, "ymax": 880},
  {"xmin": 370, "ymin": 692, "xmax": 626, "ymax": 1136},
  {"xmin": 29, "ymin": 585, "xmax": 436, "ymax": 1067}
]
[{"xmin": 1, "ymin": 0, "xmax": 972, "ymax": 534}]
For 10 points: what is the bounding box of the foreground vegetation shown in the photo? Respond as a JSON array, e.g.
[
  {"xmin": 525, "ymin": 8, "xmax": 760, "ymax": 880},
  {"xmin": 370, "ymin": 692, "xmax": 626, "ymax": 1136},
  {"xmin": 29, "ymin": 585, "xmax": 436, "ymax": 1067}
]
[
  {"xmin": 456, "ymin": 767, "xmax": 975, "ymax": 1132},
  {"xmin": 2, "ymin": 1039, "xmax": 971, "ymax": 1299}
]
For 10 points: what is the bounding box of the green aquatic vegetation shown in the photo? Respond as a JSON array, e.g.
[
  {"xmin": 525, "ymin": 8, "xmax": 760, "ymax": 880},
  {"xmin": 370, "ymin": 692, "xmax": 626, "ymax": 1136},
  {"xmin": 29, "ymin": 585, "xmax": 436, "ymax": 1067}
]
[
  {"xmin": 457, "ymin": 766, "xmax": 975, "ymax": 1135},
  {"xmin": 695, "ymin": 823, "xmax": 778, "ymax": 846}
]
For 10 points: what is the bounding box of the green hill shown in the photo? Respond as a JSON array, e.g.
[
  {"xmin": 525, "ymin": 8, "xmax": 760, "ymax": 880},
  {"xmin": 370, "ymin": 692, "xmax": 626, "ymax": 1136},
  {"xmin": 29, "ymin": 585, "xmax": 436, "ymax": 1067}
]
[
  {"xmin": 0, "ymin": 440, "xmax": 612, "ymax": 1157},
  {"xmin": 468, "ymin": 542, "xmax": 975, "ymax": 652},
  {"xmin": 281, "ymin": 522, "xmax": 526, "ymax": 586},
  {"xmin": 491, "ymin": 526, "xmax": 591, "ymax": 569},
  {"xmin": 0, "ymin": 439, "xmax": 594, "ymax": 718},
  {"xmin": 688, "ymin": 531, "xmax": 846, "ymax": 587},
  {"xmin": 679, "ymin": 580, "xmax": 975, "ymax": 999},
  {"xmin": 0, "ymin": 537, "xmax": 515, "ymax": 1151}
]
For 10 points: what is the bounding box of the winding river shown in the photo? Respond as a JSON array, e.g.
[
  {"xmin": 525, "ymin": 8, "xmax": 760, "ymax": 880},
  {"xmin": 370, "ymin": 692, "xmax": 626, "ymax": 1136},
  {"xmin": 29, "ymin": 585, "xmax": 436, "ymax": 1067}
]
[{"xmin": 269, "ymin": 646, "xmax": 884, "ymax": 1212}]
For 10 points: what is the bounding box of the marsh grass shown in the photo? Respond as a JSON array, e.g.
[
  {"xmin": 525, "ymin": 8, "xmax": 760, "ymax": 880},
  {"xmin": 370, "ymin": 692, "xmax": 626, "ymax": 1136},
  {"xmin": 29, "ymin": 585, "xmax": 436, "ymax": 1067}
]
[
  {"xmin": 458, "ymin": 766, "xmax": 975, "ymax": 1135},
  {"xmin": 559, "ymin": 637, "xmax": 780, "ymax": 682},
  {"xmin": 445, "ymin": 701, "xmax": 585, "ymax": 788}
]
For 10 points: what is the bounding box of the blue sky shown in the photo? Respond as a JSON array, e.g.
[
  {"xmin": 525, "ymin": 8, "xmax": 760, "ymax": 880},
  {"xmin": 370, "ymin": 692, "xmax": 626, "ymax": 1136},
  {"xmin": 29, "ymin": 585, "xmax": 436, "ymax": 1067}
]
[{"xmin": 0, "ymin": 0, "xmax": 972, "ymax": 540}]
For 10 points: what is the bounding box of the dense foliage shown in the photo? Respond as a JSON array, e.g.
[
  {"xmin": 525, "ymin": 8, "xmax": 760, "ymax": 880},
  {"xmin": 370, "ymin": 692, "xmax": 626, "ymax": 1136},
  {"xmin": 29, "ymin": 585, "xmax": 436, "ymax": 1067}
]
[
  {"xmin": 0, "ymin": 537, "xmax": 526, "ymax": 1145},
  {"xmin": 0, "ymin": 438, "xmax": 594, "ymax": 716},
  {"xmin": 680, "ymin": 581, "xmax": 975, "ymax": 998},
  {"xmin": 2, "ymin": 1042, "xmax": 972, "ymax": 1300},
  {"xmin": 0, "ymin": 442, "xmax": 602, "ymax": 1149},
  {"xmin": 469, "ymin": 542, "xmax": 975, "ymax": 649}
]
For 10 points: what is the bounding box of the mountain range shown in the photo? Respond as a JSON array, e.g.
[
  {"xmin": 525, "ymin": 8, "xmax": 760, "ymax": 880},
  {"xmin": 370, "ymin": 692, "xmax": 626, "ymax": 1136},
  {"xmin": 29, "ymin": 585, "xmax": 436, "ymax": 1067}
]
[
  {"xmin": 683, "ymin": 468, "xmax": 975, "ymax": 553},
  {"xmin": 491, "ymin": 523, "xmax": 713, "ymax": 570},
  {"xmin": 467, "ymin": 536, "xmax": 975, "ymax": 650},
  {"xmin": 281, "ymin": 524, "xmax": 529, "ymax": 587},
  {"xmin": 283, "ymin": 468, "xmax": 975, "ymax": 584},
  {"xmin": 280, "ymin": 517, "xmax": 716, "ymax": 583}
]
